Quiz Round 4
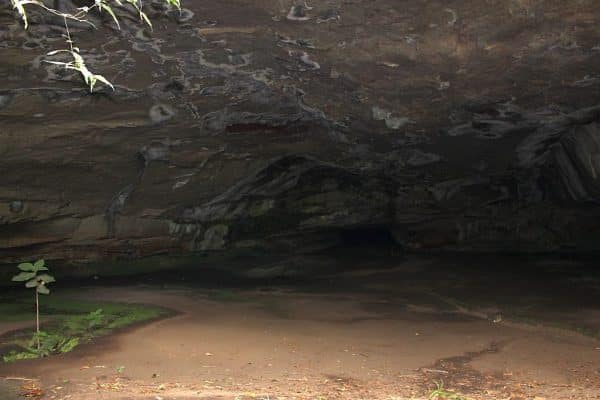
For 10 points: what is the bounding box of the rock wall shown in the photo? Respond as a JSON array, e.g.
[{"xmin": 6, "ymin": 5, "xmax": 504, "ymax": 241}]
[
  {"xmin": 2, "ymin": 105, "xmax": 599, "ymax": 262},
  {"xmin": 1, "ymin": 0, "xmax": 600, "ymax": 263}
]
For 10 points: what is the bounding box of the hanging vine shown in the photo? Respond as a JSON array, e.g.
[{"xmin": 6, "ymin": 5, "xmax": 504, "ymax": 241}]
[{"xmin": 7, "ymin": 0, "xmax": 182, "ymax": 91}]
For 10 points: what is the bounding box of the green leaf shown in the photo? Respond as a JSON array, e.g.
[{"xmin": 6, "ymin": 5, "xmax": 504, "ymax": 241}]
[
  {"xmin": 12, "ymin": 271, "xmax": 36, "ymax": 282},
  {"xmin": 37, "ymin": 285, "xmax": 50, "ymax": 295},
  {"xmin": 140, "ymin": 11, "xmax": 152, "ymax": 29},
  {"xmin": 92, "ymin": 74, "xmax": 115, "ymax": 91},
  {"xmin": 59, "ymin": 337, "xmax": 79, "ymax": 353},
  {"xmin": 46, "ymin": 49, "xmax": 115, "ymax": 93},
  {"xmin": 37, "ymin": 274, "xmax": 56, "ymax": 284},
  {"xmin": 101, "ymin": 3, "xmax": 121, "ymax": 29},
  {"xmin": 46, "ymin": 50, "xmax": 70, "ymax": 56},
  {"xmin": 17, "ymin": 262, "xmax": 34, "ymax": 271},
  {"xmin": 25, "ymin": 279, "xmax": 38, "ymax": 288},
  {"xmin": 32, "ymin": 259, "xmax": 48, "ymax": 272},
  {"xmin": 165, "ymin": 0, "xmax": 181, "ymax": 10},
  {"xmin": 11, "ymin": 0, "xmax": 43, "ymax": 30}
]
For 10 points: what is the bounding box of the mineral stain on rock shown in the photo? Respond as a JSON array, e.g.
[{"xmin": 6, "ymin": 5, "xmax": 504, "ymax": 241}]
[
  {"xmin": 287, "ymin": 4, "xmax": 311, "ymax": 21},
  {"xmin": 0, "ymin": 92, "xmax": 13, "ymax": 110}
]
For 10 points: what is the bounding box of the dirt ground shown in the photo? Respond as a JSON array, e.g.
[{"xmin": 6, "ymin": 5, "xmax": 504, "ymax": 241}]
[{"xmin": 1, "ymin": 266, "xmax": 599, "ymax": 400}]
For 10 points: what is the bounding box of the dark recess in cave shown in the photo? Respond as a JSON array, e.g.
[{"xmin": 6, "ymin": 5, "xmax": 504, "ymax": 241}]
[{"xmin": 338, "ymin": 226, "xmax": 397, "ymax": 247}]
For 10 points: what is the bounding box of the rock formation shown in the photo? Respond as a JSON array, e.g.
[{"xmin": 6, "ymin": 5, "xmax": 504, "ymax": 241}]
[{"xmin": 1, "ymin": 0, "xmax": 599, "ymax": 264}]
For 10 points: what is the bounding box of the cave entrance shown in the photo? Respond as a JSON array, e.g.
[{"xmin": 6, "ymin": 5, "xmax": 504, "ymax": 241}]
[{"xmin": 339, "ymin": 226, "xmax": 398, "ymax": 247}]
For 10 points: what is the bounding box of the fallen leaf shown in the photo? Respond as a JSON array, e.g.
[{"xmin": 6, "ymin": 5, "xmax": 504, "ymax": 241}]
[{"xmin": 20, "ymin": 383, "xmax": 43, "ymax": 398}]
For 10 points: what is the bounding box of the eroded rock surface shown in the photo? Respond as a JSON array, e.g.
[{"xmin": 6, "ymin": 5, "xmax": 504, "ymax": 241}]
[{"xmin": 1, "ymin": 0, "xmax": 599, "ymax": 263}]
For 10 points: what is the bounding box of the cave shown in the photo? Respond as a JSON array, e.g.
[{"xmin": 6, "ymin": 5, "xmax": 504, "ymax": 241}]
[
  {"xmin": 0, "ymin": 0, "xmax": 599, "ymax": 399},
  {"xmin": 339, "ymin": 226, "xmax": 397, "ymax": 248}
]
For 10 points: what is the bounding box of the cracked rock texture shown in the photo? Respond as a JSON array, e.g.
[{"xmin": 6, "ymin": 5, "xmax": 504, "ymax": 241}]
[{"xmin": 0, "ymin": 0, "xmax": 599, "ymax": 263}]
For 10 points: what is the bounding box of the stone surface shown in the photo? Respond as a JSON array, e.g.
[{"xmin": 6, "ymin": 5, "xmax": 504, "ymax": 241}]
[{"xmin": 0, "ymin": 0, "xmax": 599, "ymax": 263}]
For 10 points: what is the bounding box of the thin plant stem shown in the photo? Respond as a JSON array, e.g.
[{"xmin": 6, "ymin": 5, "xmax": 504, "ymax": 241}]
[
  {"xmin": 63, "ymin": 15, "xmax": 73, "ymax": 52},
  {"xmin": 35, "ymin": 290, "xmax": 40, "ymax": 351}
]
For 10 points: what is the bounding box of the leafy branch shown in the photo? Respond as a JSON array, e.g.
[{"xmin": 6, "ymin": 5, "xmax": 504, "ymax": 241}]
[
  {"xmin": 44, "ymin": 16, "xmax": 114, "ymax": 92},
  {"xmin": 8, "ymin": 0, "xmax": 183, "ymax": 92},
  {"xmin": 10, "ymin": 0, "xmax": 95, "ymax": 30}
]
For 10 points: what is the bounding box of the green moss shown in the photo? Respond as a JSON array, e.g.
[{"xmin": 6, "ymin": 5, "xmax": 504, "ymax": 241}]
[{"xmin": 1, "ymin": 294, "xmax": 169, "ymax": 363}]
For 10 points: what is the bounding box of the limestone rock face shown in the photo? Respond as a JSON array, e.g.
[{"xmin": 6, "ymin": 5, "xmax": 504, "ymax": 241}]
[
  {"xmin": 1, "ymin": 0, "xmax": 600, "ymax": 263},
  {"xmin": 553, "ymin": 122, "xmax": 600, "ymax": 202},
  {"xmin": 515, "ymin": 107, "xmax": 600, "ymax": 202},
  {"xmin": 174, "ymin": 155, "xmax": 393, "ymax": 252}
]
